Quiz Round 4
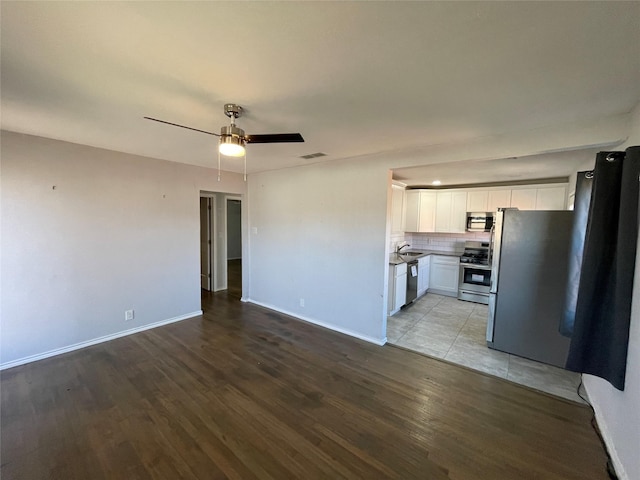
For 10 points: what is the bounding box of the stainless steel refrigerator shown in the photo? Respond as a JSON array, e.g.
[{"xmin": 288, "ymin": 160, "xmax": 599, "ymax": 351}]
[{"xmin": 487, "ymin": 209, "xmax": 573, "ymax": 367}]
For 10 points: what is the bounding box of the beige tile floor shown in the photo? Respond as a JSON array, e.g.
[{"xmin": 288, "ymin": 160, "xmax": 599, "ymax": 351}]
[{"xmin": 387, "ymin": 293, "xmax": 584, "ymax": 403}]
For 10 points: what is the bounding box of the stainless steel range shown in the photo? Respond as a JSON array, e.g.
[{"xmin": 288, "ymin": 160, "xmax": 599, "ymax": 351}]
[{"xmin": 458, "ymin": 241, "xmax": 491, "ymax": 304}]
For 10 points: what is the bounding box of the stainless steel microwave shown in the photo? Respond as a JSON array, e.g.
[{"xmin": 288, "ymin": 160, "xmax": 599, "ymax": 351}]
[{"xmin": 466, "ymin": 212, "xmax": 494, "ymax": 232}]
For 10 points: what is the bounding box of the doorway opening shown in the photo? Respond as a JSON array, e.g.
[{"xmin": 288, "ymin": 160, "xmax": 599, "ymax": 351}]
[
  {"xmin": 199, "ymin": 192, "xmax": 243, "ymax": 304},
  {"xmin": 226, "ymin": 198, "xmax": 242, "ymax": 299},
  {"xmin": 200, "ymin": 196, "xmax": 215, "ymax": 291}
]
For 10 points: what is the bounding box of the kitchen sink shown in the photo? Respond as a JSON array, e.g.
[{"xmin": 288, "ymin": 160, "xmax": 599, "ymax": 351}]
[{"xmin": 400, "ymin": 251, "xmax": 423, "ymax": 256}]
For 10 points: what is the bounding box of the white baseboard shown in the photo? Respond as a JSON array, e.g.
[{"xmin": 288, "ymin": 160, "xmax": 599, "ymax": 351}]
[
  {"xmin": 245, "ymin": 299, "xmax": 386, "ymax": 346},
  {"xmin": 0, "ymin": 311, "xmax": 203, "ymax": 371},
  {"xmin": 585, "ymin": 384, "xmax": 629, "ymax": 480},
  {"xmin": 426, "ymin": 288, "xmax": 457, "ymax": 297}
]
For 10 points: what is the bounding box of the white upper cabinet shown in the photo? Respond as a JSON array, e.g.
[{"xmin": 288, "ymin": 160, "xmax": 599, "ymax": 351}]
[
  {"xmin": 509, "ymin": 185, "xmax": 567, "ymax": 210},
  {"xmin": 403, "ymin": 184, "xmax": 567, "ymax": 233},
  {"xmin": 435, "ymin": 191, "xmax": 467, "ymax": 233},
  {"xmin": 404, "ymin": 190, "xmax": 436, "ymax": 232},
  {"xmin": 487, "ymin": 189, "xmax": 512, "ymax": 212},
  {"xmin": 418, "ymin": 191, "xmax": 437, "ymax": 232},
  {"xmin": 390, "ymin": 184, "xmax": 405, "ymax": 234},
  {"xmin": 510, "ymin": 188, "xmax": 538, "ymax": 210},
  {"xmin": 467, "ymin": 190, "xmax": 488, "ymax": 212},
  {"xmin": 435, "ymin": 192, "xmax": 452, "ymax": 232},
  {"xmin": 467, "ymin": 188, "xmax": 523, "ymax": 212},
  {"xmin": 535, "ymin": 186, "xmax": 567, "ymax": 210},
  {"xmin": 451, "ymin": 192, "xmax": 467, "ymax": 232},
  {"xmin": 404, "ymin": 190, "xmax": 420, "ymax": 232}
]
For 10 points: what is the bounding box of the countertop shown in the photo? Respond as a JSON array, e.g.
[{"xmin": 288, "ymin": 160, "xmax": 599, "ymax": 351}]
[{"xmin": 389, "ymin": 249, "xmax": 461, "ymax": 265}]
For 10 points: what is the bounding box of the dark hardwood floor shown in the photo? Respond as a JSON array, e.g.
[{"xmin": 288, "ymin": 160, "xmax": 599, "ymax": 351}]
[
  {"xmin": 226, "ymin": 258, "xmax": 242, "ymax": 300},
  {"xmin": 1, "ymin": 290, "xmax": 609, "ymax": 479}
]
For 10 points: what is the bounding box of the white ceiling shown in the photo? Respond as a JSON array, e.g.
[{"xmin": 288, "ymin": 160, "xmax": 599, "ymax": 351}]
[{"xmin": 2, "ymin": 2, "xmax": 639, "ymax": 184}]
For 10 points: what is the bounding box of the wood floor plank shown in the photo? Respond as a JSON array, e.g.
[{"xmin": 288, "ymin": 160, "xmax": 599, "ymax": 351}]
[{"xmin": 2, "ymin": 289, "xmax": 610, "ymax": 479}]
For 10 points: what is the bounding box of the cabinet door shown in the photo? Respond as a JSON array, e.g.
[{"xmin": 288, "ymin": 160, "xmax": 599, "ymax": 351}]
[
  {"xmin": 429, "ymin": 258, "xmax": 459, "ymax": 295},
  {"xmin": 423, "ymin": 257, "xmax": 431, "ymax": 292},
  {"xmin": 418, "ymin": 191, "xmax": 437, "ymax": 232},
  {"xmin": 391, "ymin": 185, "xmax": 405, "ymax": 234},
  {"xmin": 417, "ymin": 256, "xmax": 430, "ymax": 295},
  {"xmin": 436, "ymin": 191, "xmax": 467, "ymax": 233},
  {"xmin": 403, "ymin": 191, "xmax": 420, "ymax": 232},
  {"xmin": 435, "ymin": 192, "xmax": 452, "ymax": 232},
  {"xmin": 487, "ymin": 189, "xmax": 511, "ymax": 212},
  {"xmin": 450, "ymin": 192, "xmax": 468, "ymax": 233},
  {"xmin": 394, "ymin": 271, "xmax": 407, "ymax": 311},
  {"xmin": 387, "ymin": 266, "xmax": 395, "ymax": 315},
  {"xmin": 467, "ymin": 191, "xmax": 488, "ymax": 212},
  {"xmin": 510, "ymin": 188, "xmax": 537, "ymax": 210},
  {"xmin": 535, "ymin": 186, "xmax": 566, "ymax": 210}
]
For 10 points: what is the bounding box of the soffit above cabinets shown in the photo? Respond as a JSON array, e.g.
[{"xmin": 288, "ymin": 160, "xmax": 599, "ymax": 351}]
[{"xmin": 393, "ymin": 149, "xmax": 600, "ymax": 188}]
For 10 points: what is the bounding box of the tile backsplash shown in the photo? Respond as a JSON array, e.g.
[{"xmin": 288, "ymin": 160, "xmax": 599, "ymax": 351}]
[
  {"xmin": 403, "ymin": 232, "xmax": 490, "ymax": 254},
  {"xmin": 389, "ymin": 232, "xmax": 407, "ymax": 252}
]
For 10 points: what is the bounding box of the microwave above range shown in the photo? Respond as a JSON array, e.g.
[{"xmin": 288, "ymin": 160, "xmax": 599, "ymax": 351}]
[{"xmin": 466, "ymin": 212, "xmax": 494, "ymax": 232}]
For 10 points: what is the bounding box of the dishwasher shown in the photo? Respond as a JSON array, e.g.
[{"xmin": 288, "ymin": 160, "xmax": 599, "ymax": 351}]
[{"xmin": 405, "ymin": 260, "xmax": 418, "ymax": 305}]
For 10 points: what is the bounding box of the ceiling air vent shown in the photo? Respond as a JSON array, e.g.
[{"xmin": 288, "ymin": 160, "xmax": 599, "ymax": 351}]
[{"xmin": 300, "ymin": 152, "xmax": 327, "ymax": 160}]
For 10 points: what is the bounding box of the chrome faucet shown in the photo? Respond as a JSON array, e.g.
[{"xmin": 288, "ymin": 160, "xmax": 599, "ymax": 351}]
[{"xmin": 396, "ymin": 243, "xmax": 410, "ymax": 253}]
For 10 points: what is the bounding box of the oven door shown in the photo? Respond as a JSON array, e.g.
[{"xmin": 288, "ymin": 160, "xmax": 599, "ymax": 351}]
[
  {"xmin": 460, "ymin": 265, "xmax": 491, "ymax": 292},
  {"xmin": 458, "ymin": 264, "xmax": 491, "ymax": 302}
]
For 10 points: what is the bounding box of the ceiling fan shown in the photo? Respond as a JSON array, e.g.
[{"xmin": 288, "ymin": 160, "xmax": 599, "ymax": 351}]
[{"xmin": 145, "ymin": 104, "xmax": 304, "ymax": 179}]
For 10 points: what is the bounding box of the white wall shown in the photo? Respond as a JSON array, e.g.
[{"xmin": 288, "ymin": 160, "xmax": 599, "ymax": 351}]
[
  {"xmin": 582, "ymin": 103, "xmax": 640, "ymax": 480},
  {"xmin": 246, "ymin": 161, "xmax": 391, "ymax": 343},
  {"xmin": 0, "ymin": 131, "xmax": 245, "ymax": 368}
]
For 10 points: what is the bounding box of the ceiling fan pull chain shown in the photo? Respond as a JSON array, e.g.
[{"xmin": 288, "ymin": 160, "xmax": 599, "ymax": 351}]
[
  {"xmin": 244, "ymin": 151, "xmax": 247, "ymax": 182},
  {"xmin": 217, "ymin": 150, "xmax": 221, "ymax": 182}
]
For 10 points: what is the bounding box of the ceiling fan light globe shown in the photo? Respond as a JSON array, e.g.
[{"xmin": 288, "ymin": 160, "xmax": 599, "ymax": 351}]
[{"xmin": 219, "ymin": 137, "xmax": 246, "ymax": 157}]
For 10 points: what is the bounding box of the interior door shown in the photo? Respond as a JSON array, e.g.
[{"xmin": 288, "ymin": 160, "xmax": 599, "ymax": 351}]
[{"xmin": 200, "ymin": 197, "xmax": 212, "ymax": 290}]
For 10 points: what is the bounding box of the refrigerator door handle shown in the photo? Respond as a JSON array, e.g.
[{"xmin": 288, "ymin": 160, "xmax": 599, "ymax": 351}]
[
  {"xmin": 489, "ymin": 211, "xmax": 504, "ymax": 294},
  {"xmin": 487, "ymin": 293, "xmax": 496, "ymax": 344},
  {"xmin": 488, "ymin": 223, "xmax": 495, "ymax": 263}
]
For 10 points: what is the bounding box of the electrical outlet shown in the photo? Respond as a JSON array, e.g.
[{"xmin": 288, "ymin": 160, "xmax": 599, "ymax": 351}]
[
  {"xmin": 125, "ymin": 309, "xmax": 134, "ymax": 321},
  {"xmin": 299, "ymin": 298, "xmax": 305, "ymax": 307}
]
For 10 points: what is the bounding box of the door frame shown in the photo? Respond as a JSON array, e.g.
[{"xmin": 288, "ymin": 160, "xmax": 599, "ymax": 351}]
[
  {"xmin": 200, "ymin": 193, "xmax": 217, "ymax": 291},
  {"xmin": 221, "ymin": 195, "xmax": 242, "ymax": 291}
]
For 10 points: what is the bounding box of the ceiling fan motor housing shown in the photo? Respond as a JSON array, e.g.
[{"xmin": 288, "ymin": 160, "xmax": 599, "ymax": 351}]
[
  {"xmin": 224, "ymin": 103, "xmax": 243, "ymax": 119},
  {"xmin": 220, "ymin": 124, "xmax": 245, "ymax": 139}
]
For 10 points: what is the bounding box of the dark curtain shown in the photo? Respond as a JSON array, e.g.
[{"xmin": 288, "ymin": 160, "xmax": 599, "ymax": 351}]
[
  {"xmin": 566, "ymin": 146, "xmax": 639, "ymax": 390},
  {"xmin": 560, "ymin": 171, "xmax": 594, "ymax": 337}
]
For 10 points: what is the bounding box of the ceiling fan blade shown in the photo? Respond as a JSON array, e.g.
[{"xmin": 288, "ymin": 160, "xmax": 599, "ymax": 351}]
[
  {"xmin": 245, "ymin": 133, "xmax": 304, "ymax": 144},
  {"xmin": 144, "ymin": 117, "xmax": 220, "ymax": 136}
]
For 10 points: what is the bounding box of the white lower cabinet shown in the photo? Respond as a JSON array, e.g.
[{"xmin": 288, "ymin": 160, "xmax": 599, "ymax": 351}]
[
  {"xmin": 388, "ymin": 262, "xmax": 407, "ymax": 315},
  {"xmin": 417, "ymin": 255, "xmax": 430, "ymax": 297},
  {"xmin": 428, "ymin": 255, "xmax": 459, "ymax": 297}
]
